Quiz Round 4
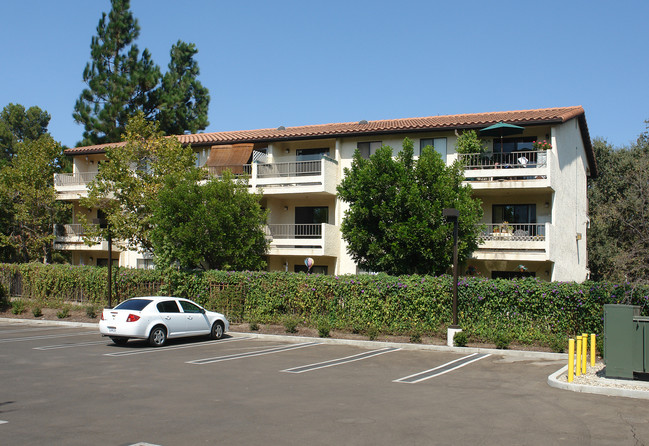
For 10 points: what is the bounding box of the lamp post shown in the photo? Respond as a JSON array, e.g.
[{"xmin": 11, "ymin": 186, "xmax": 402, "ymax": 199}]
[
  {"xmin": 443, "ymin": 208, "xmax": 461, "ymax": 346},
  {"xmin": 94, "ymin": 217, "xmax": 113, "ymax": 308}
]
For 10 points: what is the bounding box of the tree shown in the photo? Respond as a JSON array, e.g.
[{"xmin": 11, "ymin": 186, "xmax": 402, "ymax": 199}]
[
  {"xmin": 0, "ymin": 103, "xmax": 51, "ymax": 162},
  {"xmin": 0, "ymin": 135, "xmax": 69, "ymax": 263},
  {"xmin": 73, "ymin": 2, "xmax": 210, "ymax": 144},
  {"xmin": 151, "ymin": 171, "xmax": 268, "ymax": 271},
  {"xmin": 337, "ymin": 138, "xmax": 483, "ymax": 275},
  {"xmin": 73, "ymin": 0, "xmax": 161, "ymax": 146},
  {"xmin": 157, "ymin": 41, "xmax": 210, "ymax": 135},
  {"xmin": 81, "ymin": 113, "xmax": 199, "ymax": 252},
  {"xmin": 588, "ymin": 129, "xmax": 649, "ymax": 283}
]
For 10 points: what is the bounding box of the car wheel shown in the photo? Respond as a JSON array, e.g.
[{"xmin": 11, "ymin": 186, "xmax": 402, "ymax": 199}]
[
  {"xmin": 210, "ymin": 321, "xmax": 224, "ymax": 340},
  {"xmin": 148, "ymin": 325, "xmax": 167, "ymax": 347},
  {"xmin": 110, "ymin": 337, "xmax": 129, "ymax": 346}
]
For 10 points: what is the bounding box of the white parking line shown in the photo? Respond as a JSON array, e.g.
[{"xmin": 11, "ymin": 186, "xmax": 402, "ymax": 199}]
[
  {"xmin": 187, "ymin": 342, "xmax": 320, "ymax": 365},
  {"xmin": 281, "ymin": 347, "xmax": 400, "ymax": 373},
  {"xmin": 0, "ymin": 331, "xmax": 98, "ymax": 343},
  {"xmin": 393, "ymin": 353, "xmax": 491, "ymax": 384},
  {"xmin": 0, "ymin": 420, "xmax": 7, "ymax": 425},
  {"xmin": 34, "ymin": 340, "xmax": 108, "ymax": 350},
  {"xmin": 0, "ymin": 326, "xmax": 68, "ymax": 334},
  {"xmin": 104, "ymin": 336, "xmax": 252, "ymax": 357}
]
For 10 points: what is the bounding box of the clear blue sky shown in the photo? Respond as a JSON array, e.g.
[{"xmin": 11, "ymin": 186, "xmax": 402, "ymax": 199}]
[{"xmin": 1, "ymin": 0, "xmax": 646, "ymax": 149}]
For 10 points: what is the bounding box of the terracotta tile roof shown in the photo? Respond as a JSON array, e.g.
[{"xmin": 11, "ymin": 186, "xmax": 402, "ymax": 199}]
[{"xmin": 64, "ymin": 106, "xmax": 594, "ymax": 173}]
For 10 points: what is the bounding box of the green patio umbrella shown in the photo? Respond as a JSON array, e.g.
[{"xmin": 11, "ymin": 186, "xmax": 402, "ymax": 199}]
[{"xmin": 479, "ymin": 122, "xmax": 525, "ymax": 156}]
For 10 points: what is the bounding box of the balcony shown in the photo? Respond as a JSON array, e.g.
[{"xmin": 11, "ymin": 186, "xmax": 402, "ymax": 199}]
[
  {"xmin": 473, "ymin": 223, "xmax": 550, "ymax": 262},
  {"xmin": 54, "ymin": 172, "xmax": 98, "ymax": 199},
  {"xmin": 53, "ymin": 223, "xmax": 118, "ymax": 252},
  {"xmin": 265, "ymin": 223, "xmax": 339, "ymax": 257},
  {"xmin": 206, "ymin": 157, "xmax": 338, "ymax": 196},
  {"xmin": 458, "ymin": 151, "xmax": 551, "ymax": 191}
]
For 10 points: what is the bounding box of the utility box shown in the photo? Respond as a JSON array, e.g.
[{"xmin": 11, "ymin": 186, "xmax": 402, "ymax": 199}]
[
  {"xmin": 634, "ymin": 316, "xmax": 649, "ymax": 375},
  {"xmin": 604, "ymin": 304, "xmax": 640, "ymax": 379}
]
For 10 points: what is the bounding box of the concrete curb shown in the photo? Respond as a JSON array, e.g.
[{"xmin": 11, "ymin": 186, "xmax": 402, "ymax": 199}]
[
  {"xmin": 548, "ymin": 365, "xmax": 649, "ymax": 400},
  {"xmin": 0, "ymin": 317, "xmax": 568, "ymax": 361},
  {"xmin": 0, "ymin": 317, "xmax": 98, "ymax": 329}
]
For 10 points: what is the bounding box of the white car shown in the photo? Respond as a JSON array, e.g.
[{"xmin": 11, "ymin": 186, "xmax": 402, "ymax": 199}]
[{"xmin": 99, "ymin": 296, "xmax": 229, "ymax": 347}]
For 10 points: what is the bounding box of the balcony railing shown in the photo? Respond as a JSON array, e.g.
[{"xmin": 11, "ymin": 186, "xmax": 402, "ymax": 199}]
[
  {"xmin": 54, "ymin": 172, "xmax": 98, "ymax": 187},
  {"xmin": 265, "ymin": 224, "xmax": 323, "ymax": 239},
  {"xmin": 204, "ymin": 165, "xmax": 252, "ymax": 178},
  {"xmin": 480, "ymin": 223, "xmax": 546, "ymax": 242},
  {"xmin": 54, "ymin": 223, "xmax": 98, "ymax": 237},
  {"xmin": 458, "ymin": 151, "xmax": 547, "ymax": 169},
  {"xmin": 257, "ymin": 160, "xmax": 324, "ymax": 178}
]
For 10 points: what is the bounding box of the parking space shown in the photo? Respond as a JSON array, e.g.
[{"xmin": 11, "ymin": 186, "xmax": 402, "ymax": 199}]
[{"xmin": 2, "ymin": 320, "xmax": 649, "ymax": 445}]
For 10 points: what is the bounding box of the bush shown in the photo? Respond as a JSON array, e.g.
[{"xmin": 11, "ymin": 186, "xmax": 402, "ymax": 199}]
[
  {"xmin": 454, "ymin": 331, "xmax": 468, "ymax": 347},
  {"xmin": 366, "ymin": 325, "xmax": 379, "ymax": 341},
  {"xmin": 249, "ymin": 320, "xmax": 259, "ymax": 331},
  {"xmin": 57, "ymin": 307, "xmax": 70, "ymax": 319},
  {"xmin": 283, "ymin": 315, "xmax": 300, "ymax": 333},
  {"xmin": 11, "ymin": 299, "xmax": 26, "ymax": 315},
  {"xmin": 317, "ymin": 319, "xmax": 331, "ymax": 338},
  {"xmin": 32, "ymin": 307, "xmax": 42, "ymax": 317},
  {"xmin": 494, "ymin": 333, "xmax": 510, "ymax": 349},
  {"xmin": 85, "ymin": 306, "xmax": 97, "ymax": 319}
]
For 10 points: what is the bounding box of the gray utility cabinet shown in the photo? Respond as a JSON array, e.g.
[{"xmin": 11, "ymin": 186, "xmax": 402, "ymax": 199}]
[{"xmin": 604, "ymin": 304, "xmax": 649, "ymax": 380}]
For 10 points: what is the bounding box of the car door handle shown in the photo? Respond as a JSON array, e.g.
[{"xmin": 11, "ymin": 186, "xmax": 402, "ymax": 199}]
[
  {"xmin": 187, "ymin": 316, "xmax": 193, "ymax": 320},
  {"xmin": 164, "ymin": 316, "xmax": 171, "ymax": 320}
]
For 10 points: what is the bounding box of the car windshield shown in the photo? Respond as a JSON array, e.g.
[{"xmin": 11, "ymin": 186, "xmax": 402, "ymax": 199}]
[{"xmin": 114, "ymin": 299, "xmax": 152, "ymax": 311}]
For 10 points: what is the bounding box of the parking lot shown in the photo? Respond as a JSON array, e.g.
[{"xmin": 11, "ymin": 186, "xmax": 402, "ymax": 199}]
[{"xmin": 2, "ymin": 320, "xmax": 648, "ymax": 445}]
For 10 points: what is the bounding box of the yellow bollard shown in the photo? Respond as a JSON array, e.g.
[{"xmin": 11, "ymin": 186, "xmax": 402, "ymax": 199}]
[
  {"xmin": 590, "ymin": 333, "xmax": 596, "ymax": 367},
  {"xmin": 576, "ymin": 336, "xmax": 582, "ymax": 376},
  {"xmin": 582, "ymin": 333, "xmax": 588, "ymax": 374},
  {"xmin": 568, "ymin": 338, "xmax": 575, "ymax": 383}
]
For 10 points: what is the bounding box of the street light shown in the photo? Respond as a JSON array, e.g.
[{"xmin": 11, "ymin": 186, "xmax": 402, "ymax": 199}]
[{"xmin": 443, "ymin": 208, "xmax": 461, "ymax": 346}]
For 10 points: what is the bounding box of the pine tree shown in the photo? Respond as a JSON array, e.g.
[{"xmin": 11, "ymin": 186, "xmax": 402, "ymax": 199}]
[
  {"xmin": 73, "ymin": 0, "xmax": 161, "ymax": 146},
  {"xmin": 157, "ymin": 41, "xmax": 210, "ymax": 135}
]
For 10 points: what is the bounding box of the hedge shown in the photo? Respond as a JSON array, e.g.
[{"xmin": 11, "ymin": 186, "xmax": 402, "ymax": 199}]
[{"xmin": 2, "ymin": 263, "xmax": 648, "ymax": 349}]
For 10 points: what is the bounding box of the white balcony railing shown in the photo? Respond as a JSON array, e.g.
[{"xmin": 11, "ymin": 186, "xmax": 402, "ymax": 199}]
[
  {"xmin": 480, "ymin": 223, "xmax": 546, "ymax": 242},
  {"xmin": 54, "ymin": 172, "xmax": 99, "ymax": 187},
  {"xmin": 266, "ymin": 223, "xmax": 323, "ymax": 239}
]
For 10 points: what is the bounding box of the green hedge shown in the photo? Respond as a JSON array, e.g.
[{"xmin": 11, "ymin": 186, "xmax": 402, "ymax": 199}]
[{"xmin": 2, "ymin": 263, "xmax": 648, "ymax": 349}]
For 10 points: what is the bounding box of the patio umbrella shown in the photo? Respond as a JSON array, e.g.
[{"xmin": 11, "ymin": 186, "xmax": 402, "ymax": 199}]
[{"xmin": 479, "ymin": 122, "xmax": 525, "ymax": 156}]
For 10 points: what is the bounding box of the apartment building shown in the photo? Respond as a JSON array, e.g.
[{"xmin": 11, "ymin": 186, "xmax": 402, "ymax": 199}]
[{"xmin": 54, "ymin": 106, "xmax": 595, "ymax": 282}]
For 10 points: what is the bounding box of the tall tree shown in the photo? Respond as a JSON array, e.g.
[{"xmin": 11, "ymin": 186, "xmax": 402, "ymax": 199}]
[
  {"xmin": 588, "ymin": 128, "xmax": 649, "ymax": 283},
  {"xmin": 0, "ymin": 103, "xmax": 51, "ymax": 162},
  {"xmin": 337, "ymin": 138, "xmax": 483, "ymax": 275},
  {"xmin": 151, "ymin": 171, "xmax": 268, "ymax": 271},
  {"xmin": 0, "ymin": 135, "xmax": 69, "ymax": 263},
  {"xmin": 81, "ymin": 113, "xmax": 200, "ymax": 252},
  {"xmin": 157, "ymin": 41, "xmax": 210, "ymax": 135},
  {"xmin": 73, "ymin": 0, "xmax": 161, "ymax": 146}
]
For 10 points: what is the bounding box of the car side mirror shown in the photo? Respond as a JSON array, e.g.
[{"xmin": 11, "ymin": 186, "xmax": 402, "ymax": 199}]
[{"xmin": 200, "ymin": 308, "xmax": 205, "ymax": 314}]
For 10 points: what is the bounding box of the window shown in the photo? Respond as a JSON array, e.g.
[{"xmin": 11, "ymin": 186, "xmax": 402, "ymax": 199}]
[
  {"xmin": 114, "ymin": 299, "xmax": 152, "ymax": 311},
  {"xmin": 296, "ymin": 148, "xmax": 329, "ymax": 161},
  {"xmin": 357, "ymin": 141, "xmax": 382, "ymax": 159},
  {"xmin": 492, "ymin": 271, "xmax": 536, "ymax": 279},
  {"xmin": 136, "ymin": 259, "xmax": 155, "ymax": 270},
  {"xmin": 492, "ymin": 136, "xmax": 536, "ymax": 154},
  {"xmin": 492, "ymin": 204, "xmax": 536, "ymax": 224},
  {"xmin": 294, "ymin": 265, "xmax": 328, "ymax": 275},
  {"xmin": 419, "ymin": 138, "xmax": 447, "ymax": 158},
  {"xmin": 157, "ymin": 300, "xmax": 180, "ymax": 313},
  {"xmin": 179, "ymin": 300, "xmax": 203, "ymax": 313},
  {"xmin": 295, "ymin": 207, "xmax": 328, "ymax": 238}
]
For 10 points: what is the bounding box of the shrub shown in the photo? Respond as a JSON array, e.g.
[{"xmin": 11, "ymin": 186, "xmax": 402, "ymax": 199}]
[
  {"xmin": 57, "ymin": 307, "xmax": 70, "ymax": 319},
  {"xmin": 85, "ymin": 306, "xmax": 97, "ymax": 319},
  {"xmin": 366, "ymin": 325, "xmax": 379, "ymax": 341},
  {"xmin": 317, "ymin": 319, "xmax": 331, "ymax": 338},
  {"xmin": 283, "ymin": 315, "xmax": 300, "ymax": 333},
  {"xmin": 249, "ymin": 320, "xmax": 259, "ymax": 331},
  {"xmin": 11, "ymin": 299, "xmax": 26, "ymax": 315},
  {"xmin": 494, "ymin": 333, "xmax": 510, "ymax": 349},
  {"xmin": 454, "ymin": 331, "xmax": 468, "ymax": 347},
  {"xmin": 32, "ymin": 307, "xmax": 43, "ymax": 317},
  {"xmin": 548, "ymin": 335, "xmax": 566, "ymax": 353}
]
